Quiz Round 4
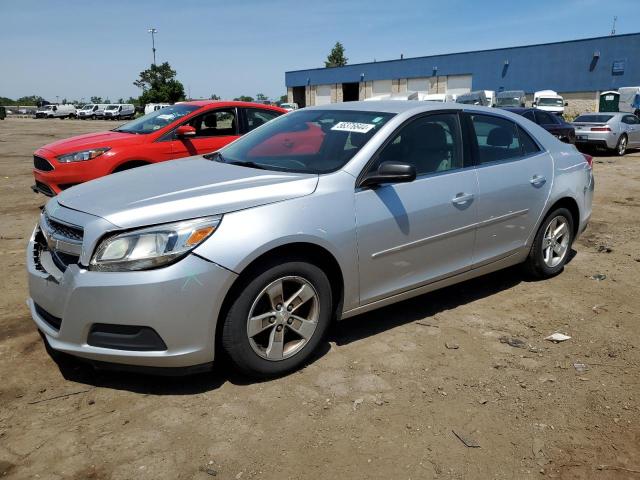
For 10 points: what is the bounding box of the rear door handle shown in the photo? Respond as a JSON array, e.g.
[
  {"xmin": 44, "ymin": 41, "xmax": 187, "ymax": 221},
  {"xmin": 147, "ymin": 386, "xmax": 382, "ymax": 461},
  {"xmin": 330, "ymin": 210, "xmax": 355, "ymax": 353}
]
[
  {"xmin": 452, "ymin": 192, "xmax": 474, "ymax": 205},
  {"xmin": 530, "ymin": 175, "xmax": 546, "ymax": 187}
]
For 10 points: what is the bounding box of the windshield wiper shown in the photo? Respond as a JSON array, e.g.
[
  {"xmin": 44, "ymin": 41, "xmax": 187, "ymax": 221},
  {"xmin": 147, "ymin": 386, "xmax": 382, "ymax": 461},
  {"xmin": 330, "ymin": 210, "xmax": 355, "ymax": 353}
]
[
  {"xmin": 227, "ymin": 160, "xmax": 269, "ymax": 170},
  {"xmin": 203, "ymin": 151, "xmax": 269, "ymax": 170}
]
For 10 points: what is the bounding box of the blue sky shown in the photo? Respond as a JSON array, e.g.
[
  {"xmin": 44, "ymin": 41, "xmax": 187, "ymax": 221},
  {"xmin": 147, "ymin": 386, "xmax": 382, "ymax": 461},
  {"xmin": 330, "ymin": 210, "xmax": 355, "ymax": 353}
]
[{"xmin": 1, "ymin": 0, "xmax": 638, "ymax": 102}]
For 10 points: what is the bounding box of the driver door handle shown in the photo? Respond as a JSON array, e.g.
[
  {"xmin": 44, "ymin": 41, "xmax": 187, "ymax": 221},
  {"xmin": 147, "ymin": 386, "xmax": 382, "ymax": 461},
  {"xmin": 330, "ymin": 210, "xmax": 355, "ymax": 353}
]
[
  {"xmin": 530, "ymin": 175, "xmax": 547, "ymax": 187},
  {"xmin": 451, "ymin": 193, "xmax": 474, "ymax": 205}
]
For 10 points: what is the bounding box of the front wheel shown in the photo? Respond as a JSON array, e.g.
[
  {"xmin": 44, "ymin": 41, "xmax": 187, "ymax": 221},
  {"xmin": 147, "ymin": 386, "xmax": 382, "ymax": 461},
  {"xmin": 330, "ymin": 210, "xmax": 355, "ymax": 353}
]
[
  {"xmin": 221, "ymin": 260, "xmax": 332, "ymax": 378},
  {"xmin": 524, "ymin": 208, "xmax": 574, "ymax": 279}
]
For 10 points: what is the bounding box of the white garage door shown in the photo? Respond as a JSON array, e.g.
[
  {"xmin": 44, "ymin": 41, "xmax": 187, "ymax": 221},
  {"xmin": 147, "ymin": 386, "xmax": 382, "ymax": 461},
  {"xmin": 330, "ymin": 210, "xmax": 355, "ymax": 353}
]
[
  {"xmin": 315, "ymin": 84, "xmax": 331, "ymax": 105},
  {"xmin": 407, "ymin": 77, "xmax": 430, "ymax": 93},
  {"xmin": 372, "ymin": 80, "xmax": 392, "ymax": 96},
  {"xmin": 446, "ymin": 75, "xmax": 472, "ymax": 95}
]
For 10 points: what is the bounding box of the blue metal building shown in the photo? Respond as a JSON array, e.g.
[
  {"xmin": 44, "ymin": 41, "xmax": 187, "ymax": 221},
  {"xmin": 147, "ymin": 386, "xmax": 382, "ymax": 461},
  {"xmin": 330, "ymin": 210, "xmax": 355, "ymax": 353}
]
[{"xmin": 285, "ymin": 33, "xmax": 640, "ymax": 113}]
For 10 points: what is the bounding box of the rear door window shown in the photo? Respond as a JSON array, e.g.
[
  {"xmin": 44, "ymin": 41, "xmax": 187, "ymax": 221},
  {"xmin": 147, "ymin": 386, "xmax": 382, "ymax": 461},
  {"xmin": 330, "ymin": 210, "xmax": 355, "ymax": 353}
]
[
  {"xmin": 470, "ymin": 114, "xmax": 523, "ymax": 164},
  {"xmin": 522, "ymin": 111, "xmax": 535, "ymax": 122},
  {"xmin": 243, "ymin": 108, "xmax": 282, "ymax": 133},
  {"xmin": 534, "ymin": 111, "xmax": 556, "ymax": 125}
]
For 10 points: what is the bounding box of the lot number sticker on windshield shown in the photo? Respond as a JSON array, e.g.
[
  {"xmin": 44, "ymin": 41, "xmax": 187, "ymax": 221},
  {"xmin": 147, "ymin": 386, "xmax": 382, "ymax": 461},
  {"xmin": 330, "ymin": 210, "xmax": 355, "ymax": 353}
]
[{"xmin": 331, "ymin": 122, "xmax": 376, "ymax": 133}]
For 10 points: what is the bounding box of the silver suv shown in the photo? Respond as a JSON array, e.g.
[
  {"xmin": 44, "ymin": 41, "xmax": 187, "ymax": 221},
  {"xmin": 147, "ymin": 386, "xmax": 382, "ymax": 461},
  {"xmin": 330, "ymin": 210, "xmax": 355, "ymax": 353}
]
[{"xmin": 27, "ymin": 102, "xmax": 594, "ymax": 377}]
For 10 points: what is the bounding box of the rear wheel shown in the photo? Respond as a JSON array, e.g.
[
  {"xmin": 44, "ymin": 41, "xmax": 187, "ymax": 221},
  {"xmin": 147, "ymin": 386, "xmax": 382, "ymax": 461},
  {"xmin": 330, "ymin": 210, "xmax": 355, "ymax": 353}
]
[
  {"xmin": 222, "ymin": 260, "xmax": 332, "ymax": 378},
  {"xmin": 615, "ymin": 134, "xmax": 627, "ymax": 156},
  {"xmin": 524, "ymin": 207, "xmax": 574, "ymax": 279}
]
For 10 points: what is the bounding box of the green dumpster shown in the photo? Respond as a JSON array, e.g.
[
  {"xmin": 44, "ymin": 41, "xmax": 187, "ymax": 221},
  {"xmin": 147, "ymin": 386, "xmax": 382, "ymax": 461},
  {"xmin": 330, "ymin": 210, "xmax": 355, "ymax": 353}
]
[{"xmin": 0, "ymin": 106, "xmax": 6, "ymax": 120}]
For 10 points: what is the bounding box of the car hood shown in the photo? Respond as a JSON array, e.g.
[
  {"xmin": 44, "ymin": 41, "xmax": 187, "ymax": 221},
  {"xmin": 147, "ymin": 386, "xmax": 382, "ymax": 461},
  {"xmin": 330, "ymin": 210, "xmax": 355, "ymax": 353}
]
[
  {"xmin": 56, "ymin": 157, "xmax": 319, "ymax": 228},
  {"xmin": 40, "ymin": 130, "xmax": 146, "ymax": 154}
]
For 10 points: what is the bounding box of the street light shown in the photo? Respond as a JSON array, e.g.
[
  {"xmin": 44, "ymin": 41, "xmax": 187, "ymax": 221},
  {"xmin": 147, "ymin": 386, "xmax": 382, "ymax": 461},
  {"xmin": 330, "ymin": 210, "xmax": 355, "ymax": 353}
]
[{"xmin": 148, "ymin": 28, "xmax": 157, "ymax": 65}]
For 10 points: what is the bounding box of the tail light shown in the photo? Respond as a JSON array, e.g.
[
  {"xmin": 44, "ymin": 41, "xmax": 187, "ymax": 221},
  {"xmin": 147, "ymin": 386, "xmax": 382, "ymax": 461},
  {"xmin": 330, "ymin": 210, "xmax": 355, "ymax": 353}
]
[
  {"xmin": 590, "ymin": 126, "xmax": 611, "ymax": 132},
  {"xmin": 582, "ymin": 153, "xmax": 593, "ymax": 168}
]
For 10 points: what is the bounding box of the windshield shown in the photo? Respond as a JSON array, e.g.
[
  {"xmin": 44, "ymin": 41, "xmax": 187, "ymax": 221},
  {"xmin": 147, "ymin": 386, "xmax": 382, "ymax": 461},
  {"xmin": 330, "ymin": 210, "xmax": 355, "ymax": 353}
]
[
  {"xmin": 496, "ymin": 97, "xmax": 521, "ymax": 107},
  {"xmin": 114, "ymin": 104, "xmax": 200, "ymax": 134},
  {"xmin": 457, "ymin": 97, "xmax": 482, "ymax": 105},
  {"xmin": 214, "ymin": 109, "xmax": 394, "ymax": 174},
  {"xmin": 106, "ymin": 105, "xmax": 119, "ymax": 110},
  {"xmin": 574, "ymin": 114, "xmax": 613, "ymax": 123},
  {"xmin": 81, "ymin": 104, "xmax": 94, "ymax": 110},
  {"xmin": 538, "ymin": 97, "xmax": 563, "ymax": 106}
]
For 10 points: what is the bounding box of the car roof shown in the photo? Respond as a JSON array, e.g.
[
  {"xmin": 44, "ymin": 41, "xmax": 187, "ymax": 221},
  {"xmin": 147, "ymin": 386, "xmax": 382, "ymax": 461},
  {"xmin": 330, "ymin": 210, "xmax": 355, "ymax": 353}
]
[
  {"xmin": 180, "ymin": 100, "xmax": 286, "ymax": 111},
  {"xmin": 303, "ymin": 100, "xmax": 467, "ymax": 114}
]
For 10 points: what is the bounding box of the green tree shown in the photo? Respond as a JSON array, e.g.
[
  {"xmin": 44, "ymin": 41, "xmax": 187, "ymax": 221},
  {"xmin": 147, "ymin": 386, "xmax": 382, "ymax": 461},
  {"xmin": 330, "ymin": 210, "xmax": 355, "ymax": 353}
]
[
  {"xmin": 210, "ymin": 94, "xmax": 221, "ymax": 100},
  {"xmin": 16, "ymin": 95, "xmax": 45, "ymax": 106},
  {"xmin": 134, "ymin": 61, "xmax": 186, "ymax": 105},
  {"xmin": 325, "ymin": 41, "xmax": 347, "ymax": 67},
  {"xmin": 255, "ymin": 93, "xmax": 268, "ymax": 101},
  {"xmin": 91, "ymin": 96, "xmax": 104, "ymax": 104},
  {"xmin": 233, "ymin": 95, "xmax": 254, "ymax": 102},
  {"xmin": 279, "ymin": 94, "xmax": 288, "ymax": 104},
  {"xmin": 117, "ymin": 98, "xmax": 125, "ymax": 104}
]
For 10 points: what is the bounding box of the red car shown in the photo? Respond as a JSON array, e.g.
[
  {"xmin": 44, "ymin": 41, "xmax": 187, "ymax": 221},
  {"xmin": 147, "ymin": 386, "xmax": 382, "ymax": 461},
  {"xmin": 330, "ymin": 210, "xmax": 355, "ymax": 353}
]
[{"xmin": 32, "ymin": 101, "xmax": 286, "ymax": 196}]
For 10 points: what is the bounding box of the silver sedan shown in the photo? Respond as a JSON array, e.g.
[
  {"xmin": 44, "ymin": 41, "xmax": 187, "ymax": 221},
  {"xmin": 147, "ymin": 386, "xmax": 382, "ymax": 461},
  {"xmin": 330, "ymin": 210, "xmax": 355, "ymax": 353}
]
[
  {"xmin": 572, "ymin": 112, "xmax": 640, "ymax": 155},
  {"xmin": 27, "ymin": 101, "xmax": 594, "ymax": 377}
]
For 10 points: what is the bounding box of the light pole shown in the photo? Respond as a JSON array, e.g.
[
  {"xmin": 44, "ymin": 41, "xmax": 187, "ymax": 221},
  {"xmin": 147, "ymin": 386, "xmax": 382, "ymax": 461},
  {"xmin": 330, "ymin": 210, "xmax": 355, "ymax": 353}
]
[{"xmin": 148, "ymin": 28, "xmax": 157, "ymax": 65}]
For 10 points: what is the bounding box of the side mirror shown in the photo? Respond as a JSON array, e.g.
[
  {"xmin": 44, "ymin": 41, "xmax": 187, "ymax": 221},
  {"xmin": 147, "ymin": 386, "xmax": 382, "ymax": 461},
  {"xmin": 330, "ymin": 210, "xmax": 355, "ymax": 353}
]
[
  {"xmin": 360, "ymin": 161, "xmax": 416, "ymax": 188},
  {"xmin": 176, "ymin": 125, "xmax": 196, "ymax": 137},
  {"xmin": 564, "ymin": 102, "xmax": 569, "ymax": 106},
  {"xmin": 532, "ymin": 102, "xmax": 537, "ymax": 107}
]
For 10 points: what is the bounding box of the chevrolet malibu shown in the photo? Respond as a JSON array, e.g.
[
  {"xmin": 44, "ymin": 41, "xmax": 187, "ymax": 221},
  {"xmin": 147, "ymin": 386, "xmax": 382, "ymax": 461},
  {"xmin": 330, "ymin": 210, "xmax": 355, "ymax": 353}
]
[
  {"xmin": 32, "ymin": 101, "xmax": 286, "ymax": 196},
  {"xmin": 27, "ymin": 102, "xmax": 594, "ymax": 377}
]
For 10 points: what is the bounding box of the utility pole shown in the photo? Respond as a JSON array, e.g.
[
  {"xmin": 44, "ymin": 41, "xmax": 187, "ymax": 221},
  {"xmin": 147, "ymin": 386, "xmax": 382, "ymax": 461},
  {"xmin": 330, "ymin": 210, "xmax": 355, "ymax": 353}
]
[
  {"xmin": 148, "ymin": 28, "xmax": 157, "ymax": 65},
  {"xmin": 610, "ymin": 16, "xmax": 617, "ymax": 35}
]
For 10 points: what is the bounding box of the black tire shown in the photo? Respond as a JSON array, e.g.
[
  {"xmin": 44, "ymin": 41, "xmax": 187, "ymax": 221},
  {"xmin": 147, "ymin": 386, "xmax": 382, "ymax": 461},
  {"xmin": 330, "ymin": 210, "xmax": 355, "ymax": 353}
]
[
  {"xmin": 523, "ymin": 207, "xmax": 574, "ymax": 279},
  {"xmin": 222, "ymin": 259, "xmax": 332, "ymax": 378},
  {"xmin": 614, "ymin": 134, "xmax": 627, "ymax": 156}
]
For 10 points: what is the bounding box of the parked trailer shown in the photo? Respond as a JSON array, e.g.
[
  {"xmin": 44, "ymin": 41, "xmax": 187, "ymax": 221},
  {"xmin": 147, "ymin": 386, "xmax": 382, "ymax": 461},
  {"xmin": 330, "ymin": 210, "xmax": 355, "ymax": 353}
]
[
  {"xmin": 495, "ymin": 90, "xmax": 526, "ymax": 107},
  {"xmin": 618, "ymin": 87, "xmax": 640, "ymax": 116}
]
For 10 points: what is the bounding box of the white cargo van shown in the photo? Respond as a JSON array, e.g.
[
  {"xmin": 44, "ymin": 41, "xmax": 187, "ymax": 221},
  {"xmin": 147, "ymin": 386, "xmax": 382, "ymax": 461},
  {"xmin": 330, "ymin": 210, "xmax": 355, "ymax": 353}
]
[
  {"xmin": 77, "ymin": 104, "xmax": 109, "ymax": 119},
  {"xmin": 35, "ymin": 104, "xmax": 76, "ymax": 119},
  {"xmin": 144, "ymin": 103, "xmax": 171, "ymax": 115},
  {"xmin": 103, "ymin": 104, "xmax": 135, "ymax": 120},
  {"xmin": 617, "ymin": 87, "xmax": 640, "ymax": 116},
  {"xmin": 495, "ymin": 90, "xmax": 526, "ymax": 107},
  {"xmin": 533, "ymin": 90, "xmax": 567, "ymax": 115}
]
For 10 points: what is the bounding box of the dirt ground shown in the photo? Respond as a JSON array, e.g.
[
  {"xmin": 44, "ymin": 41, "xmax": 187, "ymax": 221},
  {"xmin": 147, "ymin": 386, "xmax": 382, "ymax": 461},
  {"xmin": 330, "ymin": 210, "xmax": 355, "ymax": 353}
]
[{"xmin": 0, "ymin": 118, "xmax": 639, "ymax": 480}]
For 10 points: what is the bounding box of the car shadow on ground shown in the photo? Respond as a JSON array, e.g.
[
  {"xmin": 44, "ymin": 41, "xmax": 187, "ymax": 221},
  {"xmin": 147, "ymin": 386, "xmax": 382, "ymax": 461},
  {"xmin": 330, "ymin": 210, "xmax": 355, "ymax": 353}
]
[{"xmin": 47, "ymin": 258, "xmax": 575, "ymax": 395}]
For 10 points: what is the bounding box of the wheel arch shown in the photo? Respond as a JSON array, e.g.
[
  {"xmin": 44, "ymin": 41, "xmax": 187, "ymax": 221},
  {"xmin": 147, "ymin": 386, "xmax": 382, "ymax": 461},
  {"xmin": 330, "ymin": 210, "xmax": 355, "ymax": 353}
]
[
  {"xmin": 214, "ymin": 242, "xmax": 345, "ymax": 349},
  {"xmin": 542, "ymin": 196, "xmax": 580, "ymax": 238},
  {"xmin": 111, "ymin": 160, "xmax": 151, "ymax": 173}
]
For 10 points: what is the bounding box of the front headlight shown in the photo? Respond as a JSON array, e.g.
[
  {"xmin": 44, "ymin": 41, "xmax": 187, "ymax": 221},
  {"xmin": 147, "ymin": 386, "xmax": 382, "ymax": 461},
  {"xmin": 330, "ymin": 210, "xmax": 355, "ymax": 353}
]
[
  {"xmin": 90, "ymin": 216, "xmax": 221, "ymax": 271},
  {"xmin": 57, "ymin": 147, "xmax": 111, "ymax": 163}
]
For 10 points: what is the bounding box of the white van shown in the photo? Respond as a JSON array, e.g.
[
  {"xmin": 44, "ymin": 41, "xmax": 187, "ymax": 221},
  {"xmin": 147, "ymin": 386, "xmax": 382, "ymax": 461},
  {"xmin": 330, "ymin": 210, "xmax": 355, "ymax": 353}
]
[
  {"xmin": 103, "ymin": 104, "xmax": 135, "ymax": 120},
  {"xmin": 617, "ymin": 87, "xmax": 640, "ymax": 115},
  {"xmin": 533, "ymin": 90, "xmax": 566, "ymax": 115},
  {"xmin": 144, "ymin": 103, "xmax": 171, "ymax": 115},
  {"xmin": 35, "ymin": 104, "xmax": 76, "ymax": 119},
  {"xmin": 77, "ymin": 104, "xmax": 109, "ymax": 119}
]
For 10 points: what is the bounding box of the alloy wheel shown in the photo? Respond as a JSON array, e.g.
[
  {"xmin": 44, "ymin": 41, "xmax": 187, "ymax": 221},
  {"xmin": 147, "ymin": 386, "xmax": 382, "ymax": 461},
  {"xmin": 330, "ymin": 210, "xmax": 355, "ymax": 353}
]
[
  {"xmin": 246, "ymin": 276, "xmax": 320, "ymax": 361},
  {"xmin": 618, "ymin": 135, "xmax": 627, "ymax": 155},
  {"xmin": 542, "ymin": 216, "xmax": 570, "ymax": 268}
]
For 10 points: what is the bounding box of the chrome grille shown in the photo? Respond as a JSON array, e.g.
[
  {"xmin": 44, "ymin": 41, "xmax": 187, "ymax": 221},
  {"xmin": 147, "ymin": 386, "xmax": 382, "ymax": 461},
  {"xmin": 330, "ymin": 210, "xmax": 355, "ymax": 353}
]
[{"xmin": 42, "ymin": 213, "xmax": 83, "ymax": 241}]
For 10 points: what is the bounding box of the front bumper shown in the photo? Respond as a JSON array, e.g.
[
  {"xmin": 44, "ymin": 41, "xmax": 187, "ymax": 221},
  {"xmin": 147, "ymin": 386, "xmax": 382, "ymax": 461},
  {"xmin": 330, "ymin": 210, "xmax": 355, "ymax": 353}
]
[{"xmin": 27, "ymin": 227, "xmax": 237, "ymax": 368}]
